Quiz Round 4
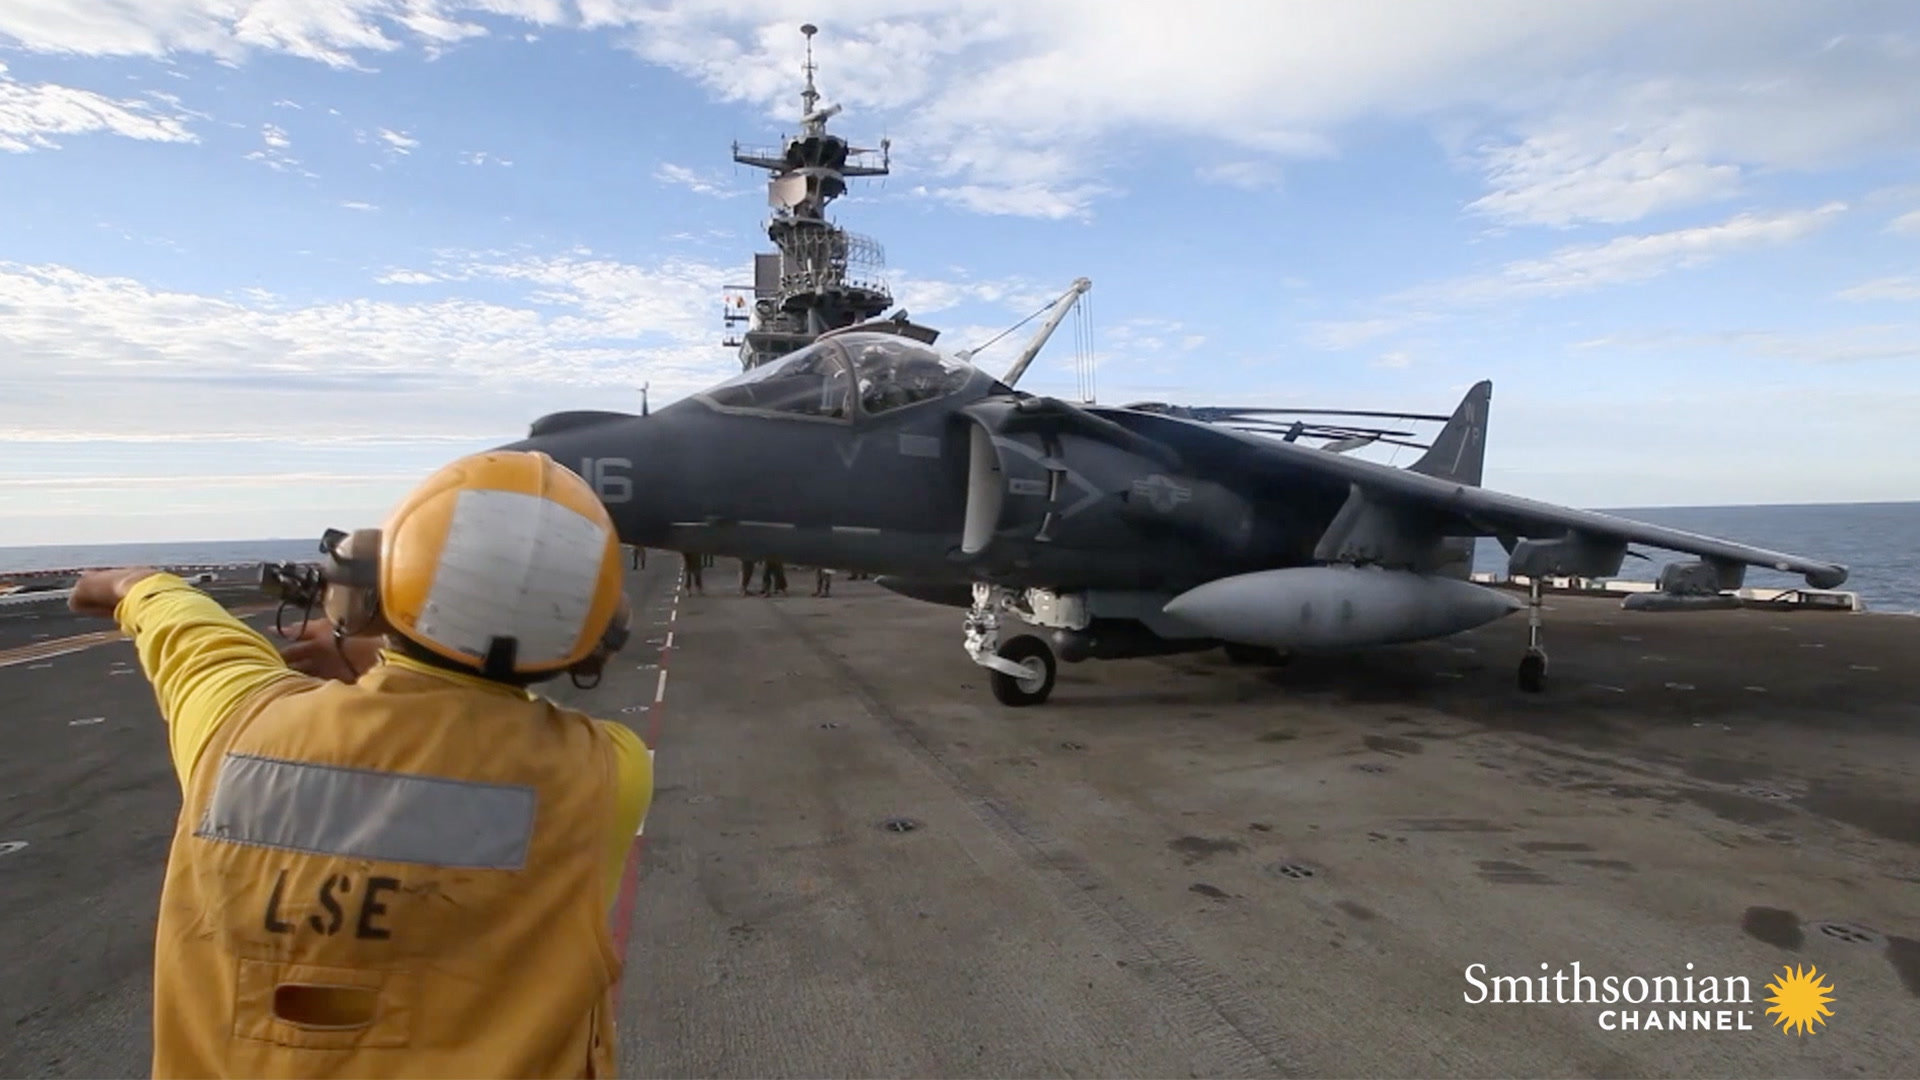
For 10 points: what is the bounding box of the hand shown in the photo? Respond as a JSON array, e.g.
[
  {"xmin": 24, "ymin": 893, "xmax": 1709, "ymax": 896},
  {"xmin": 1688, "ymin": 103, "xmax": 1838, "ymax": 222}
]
[
  {"xmin": 69, "ymin": 567, "xmax": 163, "ymax": 618},
  {"xmin": 278, "ymin": 618, "xmax": 384, "ymax": 683}
]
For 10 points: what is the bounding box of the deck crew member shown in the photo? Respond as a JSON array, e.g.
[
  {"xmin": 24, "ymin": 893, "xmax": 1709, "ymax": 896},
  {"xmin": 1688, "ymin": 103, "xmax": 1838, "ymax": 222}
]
[
  {"xmin": 759, "ymin": 555, "xmax": 788, "ymax": 597},
  {"xmin": 70, "ymin": 450, "xmax": 652, "ymax": 1079}
]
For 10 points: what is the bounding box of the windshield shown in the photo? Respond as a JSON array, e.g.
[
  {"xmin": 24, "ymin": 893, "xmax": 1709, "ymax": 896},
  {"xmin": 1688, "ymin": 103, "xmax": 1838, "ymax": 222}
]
[
  {"xmin": 841, "ymin": 334, "xmax": 975, "ymax": 416},
  {"xmin": 697, "ymin": 332, "xmax": 979, "ymax": 420},
  {"xmin": 701, "ymin": 340, "xmax": 854, "ymax": 419}
]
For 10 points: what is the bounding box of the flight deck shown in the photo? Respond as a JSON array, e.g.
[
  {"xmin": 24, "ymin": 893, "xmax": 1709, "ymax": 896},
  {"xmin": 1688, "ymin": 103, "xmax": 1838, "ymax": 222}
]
[{"xmin": 2, "ymin": 563, "xmax": 1916, "ymax": 1078}]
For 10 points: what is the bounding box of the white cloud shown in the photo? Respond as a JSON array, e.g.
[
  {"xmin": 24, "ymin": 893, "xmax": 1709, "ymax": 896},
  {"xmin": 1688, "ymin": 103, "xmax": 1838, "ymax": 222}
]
[
  {"xmin": 0, "ymin": 430, "xmax": 482, "ymax": 446},
  {"xmin": 0, "ymin": 61, "xmax": 197, "ymax": 152},
  {"xmin": 1303, "ymin": 204, "xmax": 1850, "ymax": 353},
  {"xmin": 1575, "ymin": 326, "xmax": 1920, "ymax": 366},
  {"xmin": 1837, "ymin": 276, "xmax": 1920, "ymax": 302},
  {"xmin": 1462, "ymin": 34, "xmax": 1920, "ymax": 228},
  {"xmin": 0, "ymin": 1, "xmax": 403, "ymax": 69},
  {"xmin": 0, "ymin": 471, "xmax": 418, "ymax": 489},
  {"xmin": 910, "ymin": 183, "xmax": 1103, "ymax": 221},
  {"xmin": 377, "ymin": 127, "xmax": 417, "ymax": 153},
  {"xmin": 1466, "ymin": 121, "xmax": 1745, "ymax": 228},
  {"xmin": 395, "ymin": 6, "xmax": 488, "ymax": 49},
  {"xmin": 586, "ymin": 2, "xmax": 1919, "ymax": 221},
  {"xmin": 1197, "ymin": 161, "xmax": 1283, "ymax": 191},
  {"xmin": 1890, "ymin": 209, "xmax": 1920, "ymax": 236},
  {"xmin": 243, "ymin": 120, "xmax": 307, "ymax": 173},
  {"xmin": 1724, "ymin": 328, "xmax": 1920, "ymax": 365},
  {"xmin": 460, "ymin": 149, "xmax": 512, "ymax": 166},
  {"xmin": 341, "ymin": 200, "xmax": 378, "ymax": 211},
  {"xmin": 3, "ymin": 3, "xmax": 1914, "ymax": 220},
  {"xmin": 1303, "ymin": 319, "xmax": 1403, "ymax": 351},
  {"xmin": 376, "ymin": 269, "xmax": 438, "ymax": 284},
  {"xmin": 1374, "ymin": 350, "xmax": 1412, "ymax": 369},
  {"xmin": 888, "ymin": 272, "xmax": 1056, "ymax": 319},
  {"xmin": 0, "ymin": 253, "xmax": 743, "ymax": 448},
  {"xmin": 653, "ymin": 162, "xmax": 739, "ymax": 197},
  {"xmin": 1430, "ymin": 203, "xmax": 1847, "ymax": 302}
]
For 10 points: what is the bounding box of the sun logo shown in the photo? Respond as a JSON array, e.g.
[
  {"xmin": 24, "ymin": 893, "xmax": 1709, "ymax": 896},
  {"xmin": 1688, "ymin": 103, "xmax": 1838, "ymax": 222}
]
[{"xmin": 1763, "ymin": 963, "xmax": 1836, "ymax": 1035}]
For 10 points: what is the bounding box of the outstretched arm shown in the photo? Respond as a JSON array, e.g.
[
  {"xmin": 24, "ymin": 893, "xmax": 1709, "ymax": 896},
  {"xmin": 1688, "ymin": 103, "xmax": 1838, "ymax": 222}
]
[{"xmin": 72, "ymin": 568, "xmax": 307, "ymax": 788}]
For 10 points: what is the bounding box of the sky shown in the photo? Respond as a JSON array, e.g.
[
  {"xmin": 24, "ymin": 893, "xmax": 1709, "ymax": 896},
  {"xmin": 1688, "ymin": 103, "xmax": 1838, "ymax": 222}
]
[{"xmin": 2, "ymin": 0, "xmax": 1918, "ymax": 546}]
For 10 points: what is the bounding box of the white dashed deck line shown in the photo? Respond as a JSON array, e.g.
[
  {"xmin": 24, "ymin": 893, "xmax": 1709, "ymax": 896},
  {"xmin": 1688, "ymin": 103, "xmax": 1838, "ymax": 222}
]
[{"xmin": 637, "ymin": 582, "xmax": 679, "ymax": 839}]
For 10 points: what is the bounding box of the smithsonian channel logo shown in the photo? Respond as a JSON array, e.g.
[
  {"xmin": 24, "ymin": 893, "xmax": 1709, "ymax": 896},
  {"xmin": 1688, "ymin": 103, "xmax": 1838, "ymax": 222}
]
[{"xmin": 1463, "ymin": 961, "xmax": 1836, "ymax": 1034}]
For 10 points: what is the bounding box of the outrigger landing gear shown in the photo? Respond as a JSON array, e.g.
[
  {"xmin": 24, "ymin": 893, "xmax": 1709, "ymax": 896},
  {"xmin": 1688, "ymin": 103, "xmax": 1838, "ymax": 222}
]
[
  {"xmin": 1518, "ymin": 577, "xmax": 1548, "ymax": 693},
  {"xmin": 964, "ymin": 584, "xmax": 1057, "ymax": 706}
]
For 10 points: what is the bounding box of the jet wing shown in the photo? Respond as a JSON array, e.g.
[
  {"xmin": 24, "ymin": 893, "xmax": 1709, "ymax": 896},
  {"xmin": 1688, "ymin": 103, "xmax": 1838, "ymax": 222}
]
[{"xmin": 1100, "ymin": 401, "xmax": 1849, "ymax": 591}]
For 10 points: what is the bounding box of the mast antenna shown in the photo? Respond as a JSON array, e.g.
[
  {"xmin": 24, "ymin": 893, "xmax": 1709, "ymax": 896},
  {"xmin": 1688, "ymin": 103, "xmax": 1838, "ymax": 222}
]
[{"xmin": 800, "ymin": 23, "xmax": 820, "ymax": 120}]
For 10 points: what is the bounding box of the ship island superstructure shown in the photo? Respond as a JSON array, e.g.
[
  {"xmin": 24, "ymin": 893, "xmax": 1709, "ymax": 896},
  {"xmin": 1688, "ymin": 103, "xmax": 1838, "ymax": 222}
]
[{"xmin": 722, "ymin": 24, "xmax": 924, "ymax": 370}]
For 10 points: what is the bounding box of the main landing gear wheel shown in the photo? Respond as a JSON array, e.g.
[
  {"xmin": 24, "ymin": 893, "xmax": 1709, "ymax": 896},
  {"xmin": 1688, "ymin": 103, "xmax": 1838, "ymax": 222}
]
[
  {"xmin": 1517, "ymin": 650, "xmax": 1547, "ymax": 693},
  {"xmin": 990, "ymin": 634, "xmax": 1056, "ymax": 707}
]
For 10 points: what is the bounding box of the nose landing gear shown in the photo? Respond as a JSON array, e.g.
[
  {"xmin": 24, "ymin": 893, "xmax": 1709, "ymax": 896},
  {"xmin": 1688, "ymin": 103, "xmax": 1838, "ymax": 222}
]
[{"xmin": 964, "ymin": 584, "xmax": 1058, "ymax": 706}]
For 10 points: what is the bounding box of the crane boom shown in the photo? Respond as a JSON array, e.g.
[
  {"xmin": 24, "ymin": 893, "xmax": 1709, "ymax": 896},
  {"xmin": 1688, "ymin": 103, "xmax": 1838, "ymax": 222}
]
[{"xmin": 997, "ymin": 277, "xmax": 1091, "ymax": 389}]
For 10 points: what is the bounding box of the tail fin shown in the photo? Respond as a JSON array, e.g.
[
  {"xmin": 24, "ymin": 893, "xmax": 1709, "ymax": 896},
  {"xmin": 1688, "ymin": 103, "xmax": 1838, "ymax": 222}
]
[
  {"xmin": 1410, "ymin": 380, "xmax": 1491, "ymax": 580},
  {"xmin": 1409, "ymin": 380, "xmax": 1491, "ymax": 487}
]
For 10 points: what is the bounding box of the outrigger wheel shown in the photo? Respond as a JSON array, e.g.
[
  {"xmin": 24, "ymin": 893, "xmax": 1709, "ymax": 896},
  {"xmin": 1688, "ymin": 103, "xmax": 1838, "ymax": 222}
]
[
  {"xmin": 1518, "ymin": 649, "xmax": 1547, "ymax": 693},
  {"xmin": 990, "ymin": 634, "xmax": 1056, "ymax": 707}
]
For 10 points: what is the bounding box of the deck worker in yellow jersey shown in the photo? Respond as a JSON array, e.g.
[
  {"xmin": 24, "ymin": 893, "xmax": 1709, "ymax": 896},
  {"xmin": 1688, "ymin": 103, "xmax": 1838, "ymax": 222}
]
[{"xmin": 68, "ymin": 449, "xmax": 653, "ymax": 1080}]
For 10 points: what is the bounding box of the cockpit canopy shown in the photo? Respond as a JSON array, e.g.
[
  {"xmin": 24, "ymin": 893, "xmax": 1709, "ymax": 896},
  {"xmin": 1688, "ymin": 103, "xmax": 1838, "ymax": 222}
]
[{"xmin": 700, "ymin": 333, "xmax": 979, "ymax": 421}]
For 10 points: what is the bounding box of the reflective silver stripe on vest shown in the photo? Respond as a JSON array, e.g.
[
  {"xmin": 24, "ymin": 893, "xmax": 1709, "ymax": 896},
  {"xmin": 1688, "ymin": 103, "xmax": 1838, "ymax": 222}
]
[{"xmin": 194, "ymin": 752, "xmax": 536, "ymax": 870}]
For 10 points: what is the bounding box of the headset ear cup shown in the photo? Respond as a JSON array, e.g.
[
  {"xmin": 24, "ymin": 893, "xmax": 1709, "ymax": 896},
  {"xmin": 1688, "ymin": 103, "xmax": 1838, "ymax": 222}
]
[
  {"xmin": 322, "ymin": 582, "xmax": 382, "ymax": 634},
  {"xmin": 322, "ymin": 528, "xmax": 386, "ymax": 635},
  {"xmin": 565, "ymin": 593, "xmax": 630, "ymax": 683}
]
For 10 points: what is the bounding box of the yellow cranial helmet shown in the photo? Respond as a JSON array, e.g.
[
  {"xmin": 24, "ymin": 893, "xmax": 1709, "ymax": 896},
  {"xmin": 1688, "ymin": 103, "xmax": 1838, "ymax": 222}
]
[{"xmin": 378, "ymin": 450, "xmax": 625, "ymax": 679}]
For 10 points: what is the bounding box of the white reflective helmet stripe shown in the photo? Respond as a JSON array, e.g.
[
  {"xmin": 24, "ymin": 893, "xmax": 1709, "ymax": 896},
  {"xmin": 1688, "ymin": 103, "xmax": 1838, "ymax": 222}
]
[{"xmin": 415, "ymin": 488, "xmax": 609, "ymax": 667}]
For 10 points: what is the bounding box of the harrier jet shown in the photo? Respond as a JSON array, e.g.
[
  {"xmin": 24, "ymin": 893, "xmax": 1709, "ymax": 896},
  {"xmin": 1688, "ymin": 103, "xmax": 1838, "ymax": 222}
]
[{"xmin": 500, "ymin": 305, "xmax": 1847, "ymax": 707}]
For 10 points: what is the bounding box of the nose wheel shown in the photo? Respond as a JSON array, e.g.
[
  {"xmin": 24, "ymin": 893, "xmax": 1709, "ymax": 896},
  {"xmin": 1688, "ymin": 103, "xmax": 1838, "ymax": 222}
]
[
  {"xmin": 989, "ymin": 634, "xmax": 1057, "ymax": 707},
  {"xmin": 1518, "ymin": 578, "xmax": 1548, "ymax": 692}
]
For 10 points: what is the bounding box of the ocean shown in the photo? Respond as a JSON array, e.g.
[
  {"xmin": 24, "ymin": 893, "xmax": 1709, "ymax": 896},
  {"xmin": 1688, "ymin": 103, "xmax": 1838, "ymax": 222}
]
[
  {"xmin": 2, "ymin": 502, "xmax": 1914, "ymax": 614},
  {"xmin": 1468, "ymin": 502, "xmax": 1919, "ymax": 615}
]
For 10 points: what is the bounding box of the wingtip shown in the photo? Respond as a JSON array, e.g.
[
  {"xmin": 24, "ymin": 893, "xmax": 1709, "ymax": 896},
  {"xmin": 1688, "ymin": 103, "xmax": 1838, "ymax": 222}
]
[{"xmin": 1806, "ymin": 566, "xmax": 1849, "ymax": 590}]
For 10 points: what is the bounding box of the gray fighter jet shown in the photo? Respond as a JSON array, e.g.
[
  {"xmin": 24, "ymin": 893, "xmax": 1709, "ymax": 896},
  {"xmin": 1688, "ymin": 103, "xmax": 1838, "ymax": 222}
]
[{"xmin": 500, "ymin": 321, "xmax": 1848, "ymax": 707}]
